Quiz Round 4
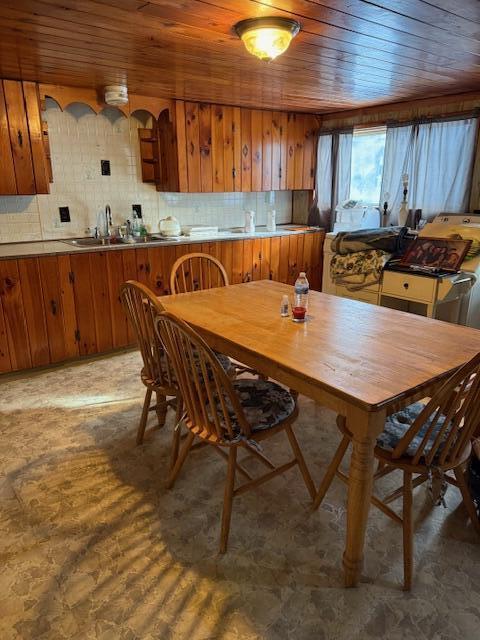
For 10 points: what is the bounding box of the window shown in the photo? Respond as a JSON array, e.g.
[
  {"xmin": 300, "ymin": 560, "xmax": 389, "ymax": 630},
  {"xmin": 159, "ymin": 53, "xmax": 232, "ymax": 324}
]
[{"xmin": 349, "ymin": 126, "xmax": 386, "ymax": 205}]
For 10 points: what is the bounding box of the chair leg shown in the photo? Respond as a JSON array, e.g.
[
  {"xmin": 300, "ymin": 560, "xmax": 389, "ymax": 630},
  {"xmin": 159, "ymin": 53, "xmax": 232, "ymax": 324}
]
[
  {"xmin": 170, "ymin": 397, "xmax": 184, "ymax": 471},
  {"xmin": 166, "ymin": 431, "xmax": 195, "ymax": 489},
  {"xmin": 155, "ymin": 391, "xmax": 168, "ymax": 428},
  {"xmin": 220, "ymin": 446, "xmax": 237, "ymax": 554},
  {"xmin": 403, "ymin": 471, "xmax": 414, "ymax": 591},
  {"xmin": 454, "ymin": 465, "xmax": 480, "ymax": 535},
  {"xmin": 312, "ymin": 435, "xmax": 350, "ymax": 511},
  {"xmin": 137, "ymin": 388, "xmax": 152, "ymax": 444},
  {"xmin": 285, "ymin": 424, "xmax": 316, "ymax": 501}
]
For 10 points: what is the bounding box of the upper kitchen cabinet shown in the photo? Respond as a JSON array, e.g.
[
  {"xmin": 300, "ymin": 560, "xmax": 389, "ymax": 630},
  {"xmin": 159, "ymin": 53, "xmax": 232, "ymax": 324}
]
[
  {"xmin": 0, "ymin": 80, "xmax": 50, "ymax": 196},
  {"xmin": 138, "ymin": 100, "xmax": 318, "ymax": 193}
]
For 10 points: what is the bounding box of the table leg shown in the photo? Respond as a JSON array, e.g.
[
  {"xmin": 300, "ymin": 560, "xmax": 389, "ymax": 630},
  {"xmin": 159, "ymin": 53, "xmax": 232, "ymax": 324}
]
[{"xmin": 343, "ymin": 408, "xmax": 385, "ymax": 587}]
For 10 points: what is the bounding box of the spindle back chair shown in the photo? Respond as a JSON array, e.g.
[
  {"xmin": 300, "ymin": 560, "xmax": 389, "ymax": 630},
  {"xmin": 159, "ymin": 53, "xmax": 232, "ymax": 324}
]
[
  {"xmin": 170, "ymin": 252, "xmax": 229, "ymax": 294},
  {"xmin": 313, "ymin": 351, "xmax": 480, "ymax": 589},
  {"xmin": 120, "ymin": 281, "xmax": 178, "ymax": 444},
  {"xmin": 155, "ymin": 310, "xmax": 316, "ymax": 552}
]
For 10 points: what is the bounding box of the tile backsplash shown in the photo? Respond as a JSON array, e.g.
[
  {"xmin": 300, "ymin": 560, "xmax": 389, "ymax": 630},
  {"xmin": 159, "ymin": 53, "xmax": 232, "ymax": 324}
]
[{"xmin": 0, "ymin": 100, "xmax": 293, "ymax": 244}]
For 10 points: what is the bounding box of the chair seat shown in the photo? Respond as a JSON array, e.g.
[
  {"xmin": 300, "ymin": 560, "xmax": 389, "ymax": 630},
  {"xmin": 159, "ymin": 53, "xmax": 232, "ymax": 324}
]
[
  {"xmin": 377, "ymin": 402, "xmax": 450, "ymax": 458},
  {"xmin": 145, "ymin": 350, "xmax": 234, "ymax": 389},
  {"xmin": 219, "ymin": 379, "xmax": 296, "ymax": 437}
]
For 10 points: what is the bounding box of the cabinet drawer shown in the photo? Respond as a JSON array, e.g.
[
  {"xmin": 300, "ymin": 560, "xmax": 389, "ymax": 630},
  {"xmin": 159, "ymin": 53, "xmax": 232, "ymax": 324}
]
[
  {"xmin": 336, "ymin": 286, "xmax": 378, "ymax": 305},
  {"xmin": 382, "ymin": 271, "xmax": 436, "ymax": 303}
]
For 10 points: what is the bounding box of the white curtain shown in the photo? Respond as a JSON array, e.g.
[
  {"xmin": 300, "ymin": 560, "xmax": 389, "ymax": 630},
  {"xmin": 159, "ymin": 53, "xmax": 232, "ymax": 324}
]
[
  {"xmin": 380, "ymin": 117, "xmax": 478, "ymax": 223},
  {"xmin": 410, "ymin": 118, "xmax": 477, "ymax": 218},
  {"xmin": 335, "ymin": 132, "xmax": 353, "ymax": 207},
  {"xmin": 380, "ymin": 125, "xmax": 415, "ymax": 224},
  {"xmin": 315, "ymin": 130, "xmax": 353, "ymax": 230},
  {"xmin": 316, "ymin": 133, "xmax": 333, "ymax": 229}
]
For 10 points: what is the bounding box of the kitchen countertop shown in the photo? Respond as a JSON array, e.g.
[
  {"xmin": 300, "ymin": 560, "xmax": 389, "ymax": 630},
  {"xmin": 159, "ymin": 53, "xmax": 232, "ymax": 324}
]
[{"xmin": 0, "ymin": 225, "xmax": 323, "ymax": 259}]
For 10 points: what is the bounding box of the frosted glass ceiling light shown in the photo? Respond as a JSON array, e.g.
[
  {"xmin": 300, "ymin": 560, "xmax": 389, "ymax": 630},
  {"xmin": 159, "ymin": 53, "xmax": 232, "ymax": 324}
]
[{"xmin": 234, "ymin": 17, "xmax": 300, "ymax": 62}]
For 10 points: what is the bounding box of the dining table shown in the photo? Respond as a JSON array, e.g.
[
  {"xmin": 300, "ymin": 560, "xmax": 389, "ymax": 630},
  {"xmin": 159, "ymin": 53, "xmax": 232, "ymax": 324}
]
[{"xmin": 160, "ymin": 279, "xmax": 480, "ymax": 587}]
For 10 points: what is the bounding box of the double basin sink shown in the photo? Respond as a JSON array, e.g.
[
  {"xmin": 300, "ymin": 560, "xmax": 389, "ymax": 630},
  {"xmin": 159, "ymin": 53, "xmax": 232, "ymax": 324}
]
[{"xmin": 61, "ymin": 234, "xmax": 171, "ymax": 247}]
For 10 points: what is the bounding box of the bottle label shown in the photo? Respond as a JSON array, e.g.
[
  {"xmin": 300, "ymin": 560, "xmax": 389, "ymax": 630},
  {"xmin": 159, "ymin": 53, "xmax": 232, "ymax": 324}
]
[{"xmin": 295, "ymin": 284, "xmax": 309, "ymax": 294}]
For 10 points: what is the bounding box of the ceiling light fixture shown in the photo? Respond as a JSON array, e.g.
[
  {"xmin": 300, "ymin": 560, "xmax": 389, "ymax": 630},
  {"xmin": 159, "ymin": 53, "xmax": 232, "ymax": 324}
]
[{"xmin": 234, "ymin": 17, "xmax": 300, "ymax": 62}]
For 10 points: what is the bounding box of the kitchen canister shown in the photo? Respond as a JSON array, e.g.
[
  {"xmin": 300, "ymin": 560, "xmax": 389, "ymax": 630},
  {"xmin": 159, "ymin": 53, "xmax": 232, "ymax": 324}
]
[
  {"xmin": 266, "ymin": 208, "xmax": 276, "ymax": 232},
  {"xmin": 244, "ymin": 210, "xmax": 256, "ymax": 234}
]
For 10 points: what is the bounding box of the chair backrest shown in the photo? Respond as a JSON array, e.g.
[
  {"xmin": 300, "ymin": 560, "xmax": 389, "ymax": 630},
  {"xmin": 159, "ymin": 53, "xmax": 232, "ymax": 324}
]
[
  {"xmin": 170, "ymin": 252, "xmax": 229, "ymax": 294},
  {"xmin": 120, "ymin": 280, "xmax": 176, "ymax": 391},
  {"xmin": 155, "ymin": 311, "xmax": 251, "ymax": 441},
  {"xmin": 392, "ymin": 352, "xmax": 480, "ymax": 466}
]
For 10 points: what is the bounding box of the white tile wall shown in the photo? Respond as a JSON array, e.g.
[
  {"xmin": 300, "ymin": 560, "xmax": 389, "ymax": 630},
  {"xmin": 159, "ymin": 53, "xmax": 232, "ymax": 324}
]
[{"xmin": 0, "ymin": 100, "xmax": 293, "ymax": 243}]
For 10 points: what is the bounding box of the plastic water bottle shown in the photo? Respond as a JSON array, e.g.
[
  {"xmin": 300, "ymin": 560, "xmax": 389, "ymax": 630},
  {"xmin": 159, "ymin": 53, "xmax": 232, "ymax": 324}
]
[{"xmin": 293, "ymin": 272, "xmax": 309, "ymax": 320}]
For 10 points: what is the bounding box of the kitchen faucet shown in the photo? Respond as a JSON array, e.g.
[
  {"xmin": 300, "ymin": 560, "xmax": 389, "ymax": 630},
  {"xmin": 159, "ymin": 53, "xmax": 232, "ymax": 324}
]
[{"xmin": 104, "ymin": 204, "xmax": 112, "ymax": 237}]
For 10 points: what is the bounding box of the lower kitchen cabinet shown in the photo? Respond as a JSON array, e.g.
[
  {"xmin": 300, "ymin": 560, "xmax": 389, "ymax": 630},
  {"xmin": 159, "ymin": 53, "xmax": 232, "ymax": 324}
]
[{"xmin": 0, "ymin": 230, "xmax": 324, "ymax": 373}]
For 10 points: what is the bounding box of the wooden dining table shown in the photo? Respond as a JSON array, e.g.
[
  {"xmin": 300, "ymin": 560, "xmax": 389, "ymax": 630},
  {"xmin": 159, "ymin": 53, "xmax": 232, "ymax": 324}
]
[{"xmin": 160, "ymin": 279, "xmax": 480, "ymax": 587}]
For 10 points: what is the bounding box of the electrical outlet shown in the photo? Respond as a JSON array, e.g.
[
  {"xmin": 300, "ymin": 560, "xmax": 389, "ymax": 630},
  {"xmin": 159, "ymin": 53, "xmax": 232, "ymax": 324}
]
[
  {"xmin": 132, "ymin": 204, "xmax": 142, "ymax": 218},
  {"xmin": 59, "ymin": 206, "xmax": 71, "ymax": 222},
  {"xmin": 101, "ymin": 159, "xmax": 111, "ymax": 176}
]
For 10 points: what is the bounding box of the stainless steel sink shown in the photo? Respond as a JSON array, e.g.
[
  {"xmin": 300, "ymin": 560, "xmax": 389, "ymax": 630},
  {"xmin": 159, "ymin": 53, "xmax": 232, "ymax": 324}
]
[
  {"xmin": 61, "ymin": 237, "xmax": 117, "ymax": 247},
  {"xmin": 120, "ymin": 234, "xmax": 169, "ymax": 244},
  {"xmin": 61, "ymin": 234, "xmax": 170, "ymax": 247}
]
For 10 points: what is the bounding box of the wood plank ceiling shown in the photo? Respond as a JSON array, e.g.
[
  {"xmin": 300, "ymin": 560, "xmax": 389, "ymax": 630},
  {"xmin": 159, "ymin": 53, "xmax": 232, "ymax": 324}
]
[{"xmin": 0, "ymin": 0, "xmax": 479, "ymax": 113}]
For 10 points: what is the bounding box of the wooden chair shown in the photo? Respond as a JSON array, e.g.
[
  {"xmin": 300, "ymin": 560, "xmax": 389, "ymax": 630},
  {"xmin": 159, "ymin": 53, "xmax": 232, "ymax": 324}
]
[
  {"xmin": 170, "ymin": 251, "xmax": 262, "ymax": 379},
  {"xmin": 313, "ymin": 352, "xmax": 480, "ymax": 590},
  {"xmin": 120, "ymin": 281, "xmax": 180, "ymax": 446},
  {"xmin": 120, "ymin": 280, "xmax": 235, "ymax": 466},
  {"xmin": 170, "ymin": 252, "xmax": 228, "ymax": 294},
  {"xmin": 155, "ymin": 310, "xmax": 317, "ymax": 553}
]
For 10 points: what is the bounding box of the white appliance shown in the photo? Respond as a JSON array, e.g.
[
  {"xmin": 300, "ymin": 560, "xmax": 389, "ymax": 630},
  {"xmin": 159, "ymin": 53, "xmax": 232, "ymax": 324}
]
[{"xmin": 333, "ymin": 200, "xmax": 380, "ymax": 233}]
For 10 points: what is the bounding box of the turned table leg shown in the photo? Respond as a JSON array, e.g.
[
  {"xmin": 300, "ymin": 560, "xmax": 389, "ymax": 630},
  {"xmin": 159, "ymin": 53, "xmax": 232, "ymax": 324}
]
[{"xmin": 343, "ymin": 408, "xmax": 385, "ymax": 587}]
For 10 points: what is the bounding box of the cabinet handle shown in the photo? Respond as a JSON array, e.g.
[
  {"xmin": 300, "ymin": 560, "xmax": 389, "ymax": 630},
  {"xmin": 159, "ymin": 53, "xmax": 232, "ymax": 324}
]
[
  {"xmin": 232, "ymin": 167, "xmax": 236, "ymax": 179},
  {"xmin": 146, "ymin": 263, "xmax": 151, "ymax": 274},
  {"xmin": 17, "ymin": 130, "xmax": 23, "ymax": 147},
  {"xmin": 403, "ymin": 282, "xmax": 409, "ymax": 289},
  {"xmin": 50, "ymin": 299, "xmax": 57, "ymax": 315}
]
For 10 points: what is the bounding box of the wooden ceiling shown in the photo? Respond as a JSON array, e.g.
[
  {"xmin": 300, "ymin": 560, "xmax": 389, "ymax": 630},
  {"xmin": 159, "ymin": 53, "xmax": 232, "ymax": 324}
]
[{"xmin": 0, "ymin": 0, "xmax": 479, "ymax": 113}]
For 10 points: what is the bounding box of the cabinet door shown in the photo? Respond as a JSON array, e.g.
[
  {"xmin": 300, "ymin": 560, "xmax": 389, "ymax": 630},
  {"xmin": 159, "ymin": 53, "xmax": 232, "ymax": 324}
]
[
  {"xmin": 57, "ymin": 255, "xmax": 80, "ymax": 358},
  {"xmin": 0, "ymin": 259, "xmax": 32, "ymax": 370},
  {"xmin": 0, "ymin": 82, "xmax": 17, "ymax": 194},
  {"xmin": 251, "ymin": 110, "xmax": 263, "ymax": 192},
  {"xmin": 286, "ymin": 113, "xmax": 297, "ymax": 191},
  {"xmin": 174, "ymin": 101, "xmax": 189, "ymax": 192},
  {"xmin": 212, "ymin": 104, "xmax": 225, "ymax": 192},
  {"xmin": 18, "ymin": 258, "xmax": 50, "ymax": 367},
  {"xmin": 270, "ymin": 237, "xmax": 281, "ymax": 282},
  {"xmin": 240, "ymin": 108, "xmax": 252, "ymax": 192},
  {"xmin": 271, "ymin": 112, "xmax": 282, "ymax": 191},
  {"xmin": 38, "ymin": 255, "xmax": 67, "ymax": 363},
  {"xmin": 106, "ymin": 251, "xmax": 129, "ymax": 349},
  {"xmin": 262, "ymin": 110, "xmax": 273, "ymax": 191},
  {"xmin": 242, "ymin": 239, "xmax": 254, "ymax": 283},
  {"xmin": 185, "ymin": 102, "xmax": 201, "ymax": 192},
  {"xmin": 3, "ymin": 80, "xmax": 36, "ymax": 195},
  {"xmin": 293, "ymin": 113, "xmax": 305, "ymax": 189},
  {"xmin": 69, "ymin": 254, "xmax": 97, "ymax": 355},
  {"xmin": 260, "ymin": 238, "xmax": 272, "ymax": 280},
  {"xmin": 278, "ymin": 236, "xmax": 290, "ymax": 284},
  {"xmin": 89, "ymin": 252, "xmax": 113, "ymax": 352},
  {"xmin": 23, "ymin": 82, "xmax": 50, "ymax": 194},
  {"xmin": 0, "ymin": 295, "xmax": 11, "ymax": 373},
  {"xmin": 302, "ymin": 115, "xmax": 317, "ymax": 190},
  {"xmin": 199, "ymin": 103, "xmax": 213, "ymax": 192}
]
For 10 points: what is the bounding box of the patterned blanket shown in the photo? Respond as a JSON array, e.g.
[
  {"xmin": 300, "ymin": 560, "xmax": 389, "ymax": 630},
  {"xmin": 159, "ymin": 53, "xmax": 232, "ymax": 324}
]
[
  {"xmin": 330, "ymin": 249, "xmax": 391, "ymax": 291},
  {"xmin": 331, "ymin": 226, "xmax": 408, "ymax": 256}
]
